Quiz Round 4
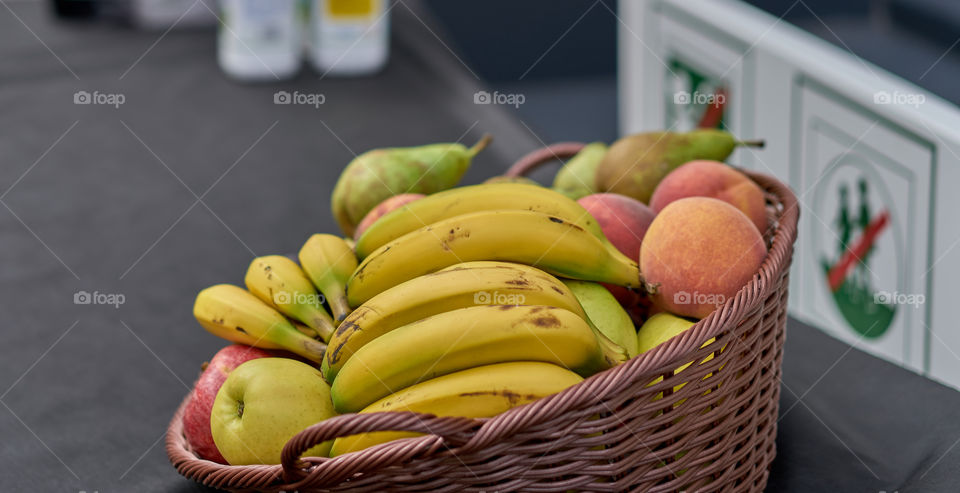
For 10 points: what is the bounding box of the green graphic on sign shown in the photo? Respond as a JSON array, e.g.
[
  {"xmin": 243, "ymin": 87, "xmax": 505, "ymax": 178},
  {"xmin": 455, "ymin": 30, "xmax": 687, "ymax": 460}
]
[
  {"xmin": 820, "ymin": 176, "xmax": 894, "ymax": 338},
  {"xmin": 665, "ymin": 58, "xmax": 728, "ymax": 130}
]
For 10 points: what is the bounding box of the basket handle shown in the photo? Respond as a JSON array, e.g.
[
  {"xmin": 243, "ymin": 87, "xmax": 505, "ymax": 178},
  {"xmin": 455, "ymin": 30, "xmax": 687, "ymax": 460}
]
[
  {"xmin": 504, "ymin": 142, "xmax": 587, "ymax": 177},
  {"xmin": 280, "ymin": 411, "xmax": 478, "ymax": 484}
]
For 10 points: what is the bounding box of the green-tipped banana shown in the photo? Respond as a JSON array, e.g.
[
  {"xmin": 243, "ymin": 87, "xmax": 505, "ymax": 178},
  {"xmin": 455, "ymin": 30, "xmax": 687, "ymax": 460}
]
[
  {"xmin": 323, "ymin": 261, "xmax": 585, "ymax": 383},
  {"xmin": 552, "ymin": 142, "xmax": 606, "ymax": 199},
  {"xmin": 244, "ymin": 255, "xmax": 336, "ymax": 342},
  {"xmin": 354, "ymin": 182, "xmax": 608, "ymax": 258},
  {"xmin": 347, "ymin": 210, "xmax": 641, "ymax": 306},
  {"xmin": 563, "ymin": 279, "xmax": 639, "ymax": 358},
  {"xmin": 298, "ymin": 234, "xmax": 357, "ymax": 322},
  {"xmin": 331, "ymin": 305, "xmax": 622, "ymax": 413},
  {"xmin": 329, "ymin": 362, "xmax": 583, "ymax": 456},
  {"xmin": 193, "ymin": 284, "xmax": 327, "ymax": 363}
]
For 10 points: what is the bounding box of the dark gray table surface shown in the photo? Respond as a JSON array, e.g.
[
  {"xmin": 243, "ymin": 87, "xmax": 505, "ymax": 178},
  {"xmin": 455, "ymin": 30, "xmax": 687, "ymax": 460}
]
[{"xmin": 1, "ymin": 2, "xmax": 958, "ymax": 492}]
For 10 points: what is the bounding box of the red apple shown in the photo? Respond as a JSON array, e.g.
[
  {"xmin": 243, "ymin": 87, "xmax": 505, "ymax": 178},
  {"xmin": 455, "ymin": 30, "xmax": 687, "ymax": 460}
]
[
  {"xmin": 354, "ymin": 193, "xmax": 425, "ymax": 239},
  {"xmin": 182, "ymin": 344, "xmax": 273, "ymax": 463},
  {"xmin": 578, "ymin": 193, "xmax": 657, "ymax": 324}
]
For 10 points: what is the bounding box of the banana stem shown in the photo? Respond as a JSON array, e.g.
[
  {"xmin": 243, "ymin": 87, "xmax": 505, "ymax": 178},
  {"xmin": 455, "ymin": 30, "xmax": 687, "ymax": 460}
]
[
  {"xmin": 735, "ymin": 139, "xmax": 765, "ymax": 148},
  {"xmin": 309, "ymin": 314, "xmax": 336, "ymax": 343},
  {"xmin": 294, "ymin": 323, "xmax": 320, "ymax": 339},
  {"xmin": 328, "ymin": 294, "xmax": 352, "ymax": 322},
  {"xmin": 468, "ymin": 134, "xmax": 493, "ymax": 156}
]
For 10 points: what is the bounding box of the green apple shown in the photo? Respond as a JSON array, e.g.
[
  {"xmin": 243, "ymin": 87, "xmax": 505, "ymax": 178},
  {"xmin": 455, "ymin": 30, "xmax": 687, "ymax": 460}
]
[
  {"xmin": 563, "ymin": 279, "xmax": 639, "ymax": 357},
  {"xmin": 636, "ymin": 312, "xmax": 696, "ymax": 353},
  {"xmin": 211, "ymin": 358, "xmax": 336, "ymax": 465}
]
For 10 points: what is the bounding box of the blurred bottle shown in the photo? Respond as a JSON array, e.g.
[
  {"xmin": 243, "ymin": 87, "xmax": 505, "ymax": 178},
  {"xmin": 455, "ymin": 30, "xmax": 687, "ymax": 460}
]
[
  {"xmin": 131, "ymin": 0, "xmax": 217, "ymax": 29},
  {"xmin": 218, "ymin": 0, "xmax": 303, "ymax": 81},
  {"xmin": 309, "ymin": 0, "xmax": 389, "ymax": 76}
]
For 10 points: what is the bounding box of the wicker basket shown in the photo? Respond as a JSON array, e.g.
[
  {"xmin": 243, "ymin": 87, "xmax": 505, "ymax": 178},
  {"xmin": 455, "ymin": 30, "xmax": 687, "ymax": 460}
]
[{"xmin": 167, "ymin": 169, "xmax": 799, "ymax": 492}]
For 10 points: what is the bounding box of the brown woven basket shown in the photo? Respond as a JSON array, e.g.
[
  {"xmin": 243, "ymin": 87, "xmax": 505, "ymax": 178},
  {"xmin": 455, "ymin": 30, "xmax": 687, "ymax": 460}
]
[{"xmin": 167, "ymin": 169, "xmax": 799, "ymax": 492}]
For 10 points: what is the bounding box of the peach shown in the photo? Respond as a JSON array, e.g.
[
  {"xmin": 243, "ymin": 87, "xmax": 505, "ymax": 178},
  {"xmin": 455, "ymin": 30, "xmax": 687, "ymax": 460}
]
[
  {"xmin": 640, "ymin": 197, "xmax": 766, "ymax": 319},
  {"xmin": 354, "ymin": 193, "xmax": 425, "ymax": 239},
  {"xmin": 649, "ymin": 160, "xmax": 767, "ymax": 234}
]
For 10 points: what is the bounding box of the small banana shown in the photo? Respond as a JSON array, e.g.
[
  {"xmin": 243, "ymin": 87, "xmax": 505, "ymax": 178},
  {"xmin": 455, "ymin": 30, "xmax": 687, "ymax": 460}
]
[
  {"xmin": 346, "ymin": 210, "xmax": 641, "ymax": 306},
  {"xmin": 244, "ymin": 255, "xmax": 336, "ymax": 341},
  {"xmin": 331, "ymin": 304, "xmax": 622, "ymax": 413},
  {"xmin": 193, "ymin": 284, "xmax": 327, "ymax": 363},
  {"xmin": 328, "ymin": 362, "xmax": 583, "ymax": 456},
  {"xmin": 322, "ymin": 261, "xmax": 585, "ymax": 383},
  {"xmin": 353, "ymin": 182, "xmax": 608, "ymax": 258},
  {"xmin": 298, "ymin": 234, "xmax": 357, "ymax": 322}
]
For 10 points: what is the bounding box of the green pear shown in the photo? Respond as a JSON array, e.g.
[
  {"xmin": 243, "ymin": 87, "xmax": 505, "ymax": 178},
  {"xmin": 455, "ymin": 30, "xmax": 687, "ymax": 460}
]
[
  {"xmin": 211, "ymin": 358, "xmax": 336, "ymax": 465},
  {"xmin": 552, "ymin": 142, "xmax": 606, "ymax": 200},
  {"xmin": 331, "ymin": 135, "xmax": 492, "ymax": 236},
  {"xmin": 636, "ymin": 312, "xmax": 696, "ymax": 354},
  {"xmin": 595, "ymin": 130, "xmax": 763, "ymax": 204},
  {"xmin": 563, "ymin": 279, "xmax": 639, "ymax": 358}
]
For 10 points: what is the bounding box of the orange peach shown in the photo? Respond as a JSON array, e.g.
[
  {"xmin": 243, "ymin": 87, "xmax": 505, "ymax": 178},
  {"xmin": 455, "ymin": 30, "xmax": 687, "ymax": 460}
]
[
  {"xmin": 640, "ymin": 197, "xmax": 766, "ymax": 319},
  {"xmin": 649, "ymin": 160, "xmax": 767, "ymax": 234},
  {"xmin": 354, "ymin": 193, "xmax": 425, "ymax": 239}
]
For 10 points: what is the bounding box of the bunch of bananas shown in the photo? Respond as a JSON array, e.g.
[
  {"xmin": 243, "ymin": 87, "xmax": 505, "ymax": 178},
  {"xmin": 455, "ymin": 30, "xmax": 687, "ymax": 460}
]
[{"xmin": 192, "ymin": 182, "xmax": 643, "ymax": 455}]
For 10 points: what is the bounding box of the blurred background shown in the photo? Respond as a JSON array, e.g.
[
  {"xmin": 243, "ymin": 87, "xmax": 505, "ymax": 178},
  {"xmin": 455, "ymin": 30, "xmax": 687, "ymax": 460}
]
[{"xmin": 3, "ymin": 0, "xmax": 960, "ymax": 491}]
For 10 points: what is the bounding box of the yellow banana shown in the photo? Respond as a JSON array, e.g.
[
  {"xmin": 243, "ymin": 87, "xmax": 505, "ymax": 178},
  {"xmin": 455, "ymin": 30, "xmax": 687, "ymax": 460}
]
[
  {"xmin": 323, "ymin": 261, "xmax": 585, "ymax": 383},
  {"xmin": 329, "ymin": 362, "xmax": 582, "ymax": 456},
  {"xmin": 298, "ymin": 234, "xmax": 357, "ymax": 322},
  {"xmin": 331, "ymin": 305, "xmax": 621, "ymax": 413},
  {"xmin": 193, "ymin": 284, "xmax": 327, "ymax": 362},
  {"xmin": 354, "ymin": 182, "xmax": 609, "ymax": 258},
  {"xmin": 244, "ymin": 255, "xmax": 336, "ymax": 341},
  {"xmin": 346, "ymin": 210, "xmax": 641, "ymax": 306}
]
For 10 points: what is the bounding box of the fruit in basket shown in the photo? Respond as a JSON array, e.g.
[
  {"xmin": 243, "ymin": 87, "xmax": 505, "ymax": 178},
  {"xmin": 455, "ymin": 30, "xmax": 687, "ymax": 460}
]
[
  {"xmin": 562, "ymin": 280, "xmax": 639, "ymax": 358},
  {"xmin": 328, "ymin": 362, "xmax": 583, "ymax": 456},
  {"xmin": 183, "ymin": 344, "xmax": 273, "ymax": 463},
  {"xmin": 353, "ymin": 182, "xmax": 609, "ymax": 259},
  {"xmin": 552, "ymin": 142, "xmax": 606, "ymax": 199},
  {"xmin": 193, "ymin": 284, "xmax": 327, "ymax": 363},
  {"xmin": 244, "ymin": 255, "xmax": 336, "ymax": 341},
  {"xmin": 323, "ymin": 261, "xmax": 585, "ymax": 382},
  {"xmin": 298, "ymin": 234, "xmax": 357, "ymax": 322},
  {"xmin": 594, "ymin": 130, "xmax": 764, "ymax": 204},
  {"xmin": 640, "ymin": 197, "xmax": 766, "ymax": 319},
  {"xmin": 637, "ymin": 313, "xmax": 717, "ymax": 397},
  {"xmin": 636, "ymin": 312, "xmax": 696, "ymax": 354},
  {"xmin": 578, "ymin": 193, "xmax": 655, "ymax": 261},
  {"xmin": 331, "ymin": 135, "xmax": 492, "ymax": 237},
  {"xmin": 331, "ymin": 305, "xmax": 624, "ymax": 413},
  {"xmin": 211, "ymin": 358, "xmax": 336, "ymax": 465},
  {"xmin": 353, "ymin": 193, "xmax": 424, "ymax": 239},
  {"xmin": 650, "ymin": 160, "xmax": 767, "ymax": 234},
  {"xmin": 347, "ymin": 210, "xmax": 641, "ymax": 305}
]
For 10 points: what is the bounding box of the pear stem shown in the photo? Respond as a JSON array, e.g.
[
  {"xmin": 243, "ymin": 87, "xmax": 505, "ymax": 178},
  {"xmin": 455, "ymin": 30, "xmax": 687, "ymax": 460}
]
[
  {"xmin": 469, "ymin": 134, "xmax": 493, "ymax": 156},
  {"xmin": 736, "ymin": 139, "xmax": 765, "ymax": 148}
]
